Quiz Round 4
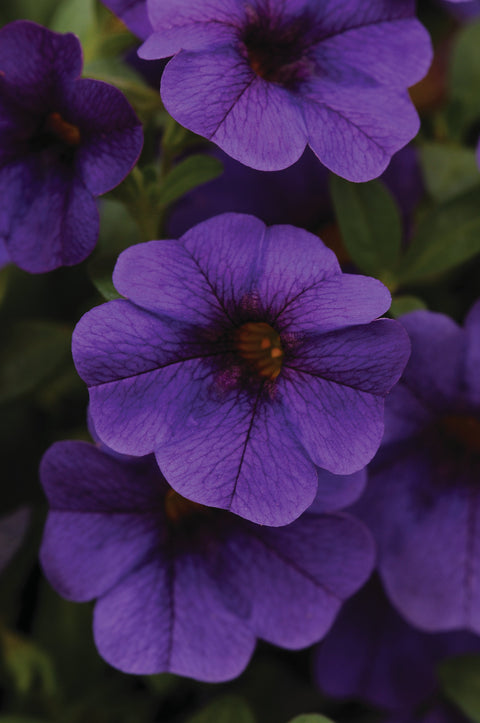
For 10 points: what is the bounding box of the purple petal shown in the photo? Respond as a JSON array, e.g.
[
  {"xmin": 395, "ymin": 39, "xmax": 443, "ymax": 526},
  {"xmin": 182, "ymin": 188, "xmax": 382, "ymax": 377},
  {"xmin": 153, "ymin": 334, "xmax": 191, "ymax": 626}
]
[
  {"xmin": 155, "ymin": 385, "xmax": 318, "ymax": 526},
  {"xmin": 308, "ymin": 467, "xmax": 366, "ymax": 514},
  {"xmin": 217, "ymin": 513, "xmax": 374, "ymax": 648},
  {"xmin": 41, "ymin": 512, "xmax": 161, "ymax": 602},
  {"xmin": 317, "ymin": 0, "xmax": 416, "ymax": 32},
  {"xmin": 314, "ymin": 19, "xmax": 431, "ymax": 89},
  {"xmin": 65, "ymin": 79, "xmax": 143, "ymax": 196},
  {"xmin": 399, "ymin": 311, "xmax": 466, "ymax": 412},
  {"xmin": 113, "ymin": 214, "xmax": 267, "ymax": 324},
  {"xmin": 280, "ymin": 319, "xmax": 410, "ymax": 472},
  {"xmin": 101, "ymin": 0, "xmax": 152, "ymax": 39},
  {"xmin": 141, "ymin": 0, "xmax": 244, "ymax": 56},
  {"xmin": 357, "ymin": 446, "xmax": 480, "ymax": 633},
  {"xmin": 0, "ymin": 238, "xmax": 10, "ymax": 269},
  {"xmin": 39, "ymin": 441, "xmax": 165, "ymax": 601},
  {"xmin": 0, "ymin": 157, "xmax": 99, "ymax": 273},
  {"xmin": 93, "ymin": 552, "xmax": 256, "ymax": 679},
  {"xmin": 0, "ymin": 21, "xmax": 82, "ymax": 115},
  {"xmin": 315, "ymin": 575, "xmax": 480, "ymax": 713},
  {"xmin": 160, "ymin": 48, "xmax": 308, "ymax": 171},
  {"xmin": 304, "ymin": 85, "xmax": 420, "ymax": 182}
]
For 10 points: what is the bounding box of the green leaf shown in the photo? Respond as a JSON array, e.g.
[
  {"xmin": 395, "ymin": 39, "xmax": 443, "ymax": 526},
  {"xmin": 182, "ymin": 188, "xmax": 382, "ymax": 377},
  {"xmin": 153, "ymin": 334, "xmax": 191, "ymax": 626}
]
[
  {"xmin": 187, "ymin": 696, "xmax": 255, "ymax": 723},
  {"xmin": 88, "ymin": 199, "xmax": 141, "ymax": 300},
  {"xmin": 160, "ymin": 155, "xmax": 224, "ymax": 208},
  {"xmin": 397, "ymin": 185, "xmax": 480, "ymax": 283},
  {"xmin": 420, "ymin": 143, "xmax": 480, "ymax": 203},
  {"xmin": 329, "ymin": 174, "xmax": 402, "ymax": 277},
  {"xmin": 0, "ymin": 321, "xmax": 71, "ymax": 405},
  {"xmin": 439, "ymin": 654, "xmax": 480, "ymax": 723},
  {"xmin": 389, "ymin": 295, "xmax": 427, "ymax": 318},
  {"xmin": 288, "ymin": 716, "xmax": 335, "ymax": 723},
  {"xmin": 449, "ymin": 21, "xmax": 480, "ymax": 131},
  {"xmin": 49, "ymin": 0, "xmax": 97, "ymax": 44},
  {"xmin": 0, "ymin": 0, "xmax": 58, "ymax": 25},
  {"xmin": 1, "ymin": 628, "xmax": 56, "ymax": 697}
]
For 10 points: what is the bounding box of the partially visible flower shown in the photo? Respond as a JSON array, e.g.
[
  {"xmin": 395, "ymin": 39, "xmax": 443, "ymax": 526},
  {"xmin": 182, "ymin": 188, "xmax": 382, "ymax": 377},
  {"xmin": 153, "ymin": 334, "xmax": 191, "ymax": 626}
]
[
  {"xmin": 0, "ymin": 507, "xmax": 30, "ymax": 573},
  {"xmin": 315, "ymin": 575, "xmax": 480, "ymax": 714},
  {"xmin": 0, "ymin": 21, "xmax": 143, "ymax": 273},
  {"xmin": 355, "ymin": 301, "xmax": 480, "ymax": 633},
  {"xmin": 72, "ymin": 213, "xmax": 410, "ymax": 526},
  {"xmin": 101, "ymin": 0, "xmax": 152, "ymax": 39},
  {"xmin": 139, "ymin": 0, "xmax": 432, "ymax": 179},
  {"xmin": 39, "ymin": 440, "xmax": 374, "ymax": 680}
]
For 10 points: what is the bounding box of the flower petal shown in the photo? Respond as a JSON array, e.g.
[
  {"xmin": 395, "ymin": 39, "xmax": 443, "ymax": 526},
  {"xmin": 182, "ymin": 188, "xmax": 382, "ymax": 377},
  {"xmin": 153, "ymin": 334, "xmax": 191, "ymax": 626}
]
[
  {"xmin": 141, "ymin": 0, "xmax": 244, "ymax": 56},
  {"xmin": 215, "ymin": 513, "xmax": 374, "ymax": 648},
  {"xmin": 399, "ymin": 311, "xmax": 466, "ymax": 413},
  {"xmin": 66, "ymin": 79, "xmax": 143, "ymax": 196},
  {"xmin": 304, "ymin": 84, "xmax": 420, "ymax": 182},
  {"xmin": 160, "ymin": 48, "xmax": 308, "ymax": 170},
  {"xmin": 156, "ymin": 385, "xmax": 318, "ymax": 526},
  {"xmin": 308, "ymin": 467, "xmax": 366, "ymax": 513},
  {"xmin": 0, "ymin": 157, "xmax": 99, "ymax": 273},
  {"xmin": 112, "ymin": 214, "xmax": 266, "ymax": 324},
  {"xmin": 314, "ymin": 18, "xmax": 431, "ymax": 89},
  {"xmin": 93, "ymin": 552, "xmax": 256, "ymax": 679},
  {"xmin": 357, "ymin": 446, "xmax": 480, "ymax": 633},
  {"xmin": 102, "ymin": 0, "xmax": 152, "ymax": 39},
  {"xmin": 0, "ymin": 21, "xmax": 82, "ymax": 113}
]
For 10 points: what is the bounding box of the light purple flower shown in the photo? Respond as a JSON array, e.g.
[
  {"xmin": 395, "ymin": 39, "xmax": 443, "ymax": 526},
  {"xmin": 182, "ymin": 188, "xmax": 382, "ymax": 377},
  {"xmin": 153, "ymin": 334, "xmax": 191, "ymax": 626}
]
[
  {"xmin": 101, "ymin": 0, "xmax": 152, "ymax": 39},
  {"xmin": 39, "ymin": 440, "xmax": 374, "ymax": 680},
  {"xmin": 72, "ymin": 213, "xmax": 410, "ymax": 526},
  {"xmin": 314, "ymin": 575, "xmax": 480, "ymax": 714},
  {"xmin": 355, "ymin": 301, "xmax": 480, "ymax": 633},
  {"xmin": 139, "ymin": 0, "xmax": 432, "ymax": 178},
  {"xmin": 0, "ymin": 21, "xmax": 143, "ymax": 273}
]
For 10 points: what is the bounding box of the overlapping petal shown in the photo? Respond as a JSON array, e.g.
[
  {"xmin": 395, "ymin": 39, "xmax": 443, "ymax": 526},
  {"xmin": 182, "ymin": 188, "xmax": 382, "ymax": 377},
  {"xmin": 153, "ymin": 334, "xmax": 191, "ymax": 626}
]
[
  {"xmin": 160, "ymin": 48, "xmax": 308, "ymax": 171},
  {"xmin": 358, "ymin": 445, "xmax": 480, "ymax": 633},
  {"xmin": 0, "ymin": 157, "xmax": 99, "ymax": 273},
  {"xmin": 102, "ymin": 0, "xmax": 152, "ymax": 39}
]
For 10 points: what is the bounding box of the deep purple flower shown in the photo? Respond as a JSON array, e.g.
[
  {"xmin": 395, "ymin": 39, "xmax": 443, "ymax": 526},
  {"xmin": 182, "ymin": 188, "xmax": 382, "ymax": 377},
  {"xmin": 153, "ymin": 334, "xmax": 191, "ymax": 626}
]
[
  {"xmin": 0, "ymin": 21, "xmax": 143, "ymax": 273},
  {"xmin": 355, "ymin": 301, "xmax": 480, "ymax": 633},
  {"xmin": 72, "ymin": 213, "xmax": 410, "ymax": 526},
  {"xmin": 0, "ymin": 507, "xmax": 30, "ymax": 573},
  {"xmin": 314, "ymin": 575, "xmax": 480, "ymax": 714},
  {"xmin": 101, "ymin": 0, "xmax": 152, "ymax": 39},
  {"xmin": 139, "ymin": 0, "xmax": 432, "ymax": 179},
  {"xmin": 39, "ymin": 439, "xmax": 374, "ymax": 680}
]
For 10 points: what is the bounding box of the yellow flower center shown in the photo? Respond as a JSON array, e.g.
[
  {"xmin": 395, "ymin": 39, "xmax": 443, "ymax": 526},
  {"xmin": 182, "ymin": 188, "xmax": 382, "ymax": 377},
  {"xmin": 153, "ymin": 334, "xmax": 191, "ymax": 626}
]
[{"xmin": 235, "ymin": 321, "xmax": 284, "ymax": 380}]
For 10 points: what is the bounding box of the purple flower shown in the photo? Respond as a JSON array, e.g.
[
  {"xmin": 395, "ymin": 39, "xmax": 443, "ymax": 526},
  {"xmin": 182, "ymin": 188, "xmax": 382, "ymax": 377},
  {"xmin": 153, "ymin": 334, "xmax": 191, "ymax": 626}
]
[
  {"xmin": 101, "ymin": 0, "xmax": 152, "ymax": 39},
  {"xmin": 39, "ymin": 439, "xmax": 374, "ymax": 680},
  {"xmin": 314, "ymin": 575, "xmax": 480, "ymax": 714},
  {"xmin": 0, "ymin": 507, "xmax": 30, "ymax": 573},
  {"xmin": 0, "ymin": 21, "xmax": 143, "ymax": 273},
  {"xmin": 355, "ymin": 301, "xmax": 480, "ymax": 633},
  {"xmin": 139, "ymin": 0, "xmax": 432, "ymax": 179},
  {"xmin": 72, "ymin": 213, "xmax": 410, "ymax": 526}
]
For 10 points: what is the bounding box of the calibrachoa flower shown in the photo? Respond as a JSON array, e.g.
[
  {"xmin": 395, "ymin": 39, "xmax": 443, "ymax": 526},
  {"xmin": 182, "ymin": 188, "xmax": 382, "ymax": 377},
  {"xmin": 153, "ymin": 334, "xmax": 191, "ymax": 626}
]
[
  {"xmin": 0, "ymin": 21, "xmax": 143, "ymax": 273},
  {"xmin": 72, "ymin": 213, "xmax": 410, "ymax": 526},
  {"xmin": 355, "ymin": 302, "xmax": 480, "ymax": 633},
  {"xmin": 39, "ymin": 440, "xmax": 374, "ymax": 680},
  {"xmin": 139, "ymin": 0, "xmax": 432, "ymax": 179},
  {"xmin": 0, "ymin": 507, "xmax": 29, "ymax": 573},
  {"xmin": 314, "ymin": 575, "xmax": 480, "ymax": 714}
]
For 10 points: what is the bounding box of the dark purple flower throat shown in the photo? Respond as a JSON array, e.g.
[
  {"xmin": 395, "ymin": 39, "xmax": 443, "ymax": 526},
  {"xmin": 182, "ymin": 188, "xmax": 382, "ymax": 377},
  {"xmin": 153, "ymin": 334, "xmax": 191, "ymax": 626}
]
[{"xmin": 241, "ymin": 4, "xmax": 315, "ymax": 88}]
